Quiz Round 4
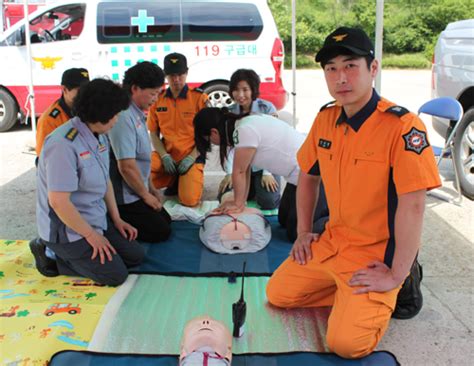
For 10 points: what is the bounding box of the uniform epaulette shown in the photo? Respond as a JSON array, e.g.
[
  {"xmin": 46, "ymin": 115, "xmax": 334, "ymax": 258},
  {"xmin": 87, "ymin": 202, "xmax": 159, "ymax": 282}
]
[
  {"xmin": 385, "ymin": 105, "xmax": 410, "ymax": 117},
  {"xmin": 194, "ymin": 87, "xmax": 204, "ymax": 93},
  {"xmin": 65, "ymin": 128, "xmax": 78, "ymax": 141},
  {"xmin": 319, "ymin": 100, "xmax": 336, "ymax": 112},
  {"xmin": 49, "ymin": 108, "xmax": 61, "ymax": 118}
]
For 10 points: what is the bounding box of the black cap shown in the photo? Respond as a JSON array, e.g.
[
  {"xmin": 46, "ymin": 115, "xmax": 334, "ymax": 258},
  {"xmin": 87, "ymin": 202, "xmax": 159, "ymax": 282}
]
[
  {"xmin": 163, "ymin": 53, "xmax": 188, "ymax": 75},
  {"xmin": 315, "ymin": 27, "xmax": 374, "ymax": 63},
  {"xmin": 61, "ymin": 68, "xmax": 90, "ymax": 89}
]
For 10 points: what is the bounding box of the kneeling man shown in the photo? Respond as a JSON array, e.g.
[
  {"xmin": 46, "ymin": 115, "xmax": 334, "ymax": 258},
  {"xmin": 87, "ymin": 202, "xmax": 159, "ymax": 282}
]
[{"xmin": 266, "ymin": 27, "xmax": 441, "ymax": 358}]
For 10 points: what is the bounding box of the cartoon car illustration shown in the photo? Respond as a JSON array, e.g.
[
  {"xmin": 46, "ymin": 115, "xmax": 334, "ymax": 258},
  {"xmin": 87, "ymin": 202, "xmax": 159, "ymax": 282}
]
[
  {"xmin": 44, "ymin": 303, "xmax": 81, "ymax": 316},
  {"xmin": 71, "ymin": 279, "xmax": 105, "ymax": 287}
]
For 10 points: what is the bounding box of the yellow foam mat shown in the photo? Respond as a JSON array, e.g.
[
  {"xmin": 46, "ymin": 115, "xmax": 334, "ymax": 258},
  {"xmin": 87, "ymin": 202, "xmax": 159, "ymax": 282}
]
[{"xmin": 0, "ymin": 240, "xmax": 117, "ymax": 365}]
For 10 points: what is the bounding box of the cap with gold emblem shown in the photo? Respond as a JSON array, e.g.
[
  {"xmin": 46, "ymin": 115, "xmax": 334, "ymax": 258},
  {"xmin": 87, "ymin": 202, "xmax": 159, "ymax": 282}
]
[
  {"xmin": 315, "ymin": 26, "xmax": 374, "ymax": 63},
  {"xmin": 61, "ymin": 68, "xmax": 90, "ymax": 89},
  {"xmin": 164, "ymin": 52, "xmax": 188, "ymax": 75}
]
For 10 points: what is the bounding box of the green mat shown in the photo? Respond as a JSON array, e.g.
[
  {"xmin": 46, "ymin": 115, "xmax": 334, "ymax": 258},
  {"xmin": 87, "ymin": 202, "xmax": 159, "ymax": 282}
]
[{"xmin": 95, "ymin": 275, "xmax": 329, "ymax": 354}]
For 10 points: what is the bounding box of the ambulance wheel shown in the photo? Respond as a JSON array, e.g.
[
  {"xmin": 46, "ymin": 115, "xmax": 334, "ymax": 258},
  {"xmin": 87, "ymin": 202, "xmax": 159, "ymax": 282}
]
[
  {"xmin": 0, "ymin": 89, "xmax": 19, "ymax": 132},
  {"xmin": 453, "ymin": 107, "xmax": 474, "ymax": 200},
  {"xmin": 203, "ymin": 83, "xmax": 234, "ymax": 109}
]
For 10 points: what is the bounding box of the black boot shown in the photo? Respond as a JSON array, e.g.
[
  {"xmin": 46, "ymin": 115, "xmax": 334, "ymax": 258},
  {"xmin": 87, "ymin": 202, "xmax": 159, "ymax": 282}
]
[
  {"xmin": 29, "ymin": 238, "xmax": 59, "ymax": 277},
  {"xmin": 392, "ymin": 259, "xmax": 423, "ymax": 319},
  {"xmin": 164, "ymin": 178, "xmax": 179, "ymax": 196}
]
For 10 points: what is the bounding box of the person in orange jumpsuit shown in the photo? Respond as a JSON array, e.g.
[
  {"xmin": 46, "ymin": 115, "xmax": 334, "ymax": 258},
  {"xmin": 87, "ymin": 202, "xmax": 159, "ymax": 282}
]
[
  {"xmin": 266, "ymin": 27, "xmax": 441, "ymax": 358},
  {"xmin": 147, "ymin": 53, "xmax": 207, "ymax": 207},
  {"xmin": 35, "ymin": 68, "xmax": 90, "ymax": 155}
]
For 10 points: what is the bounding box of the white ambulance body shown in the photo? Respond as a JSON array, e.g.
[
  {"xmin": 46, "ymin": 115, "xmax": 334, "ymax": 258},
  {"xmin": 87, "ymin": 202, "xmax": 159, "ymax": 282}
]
[{"xmin": 0, "ymin": 0, "xmax": 287, "ymax": 131}]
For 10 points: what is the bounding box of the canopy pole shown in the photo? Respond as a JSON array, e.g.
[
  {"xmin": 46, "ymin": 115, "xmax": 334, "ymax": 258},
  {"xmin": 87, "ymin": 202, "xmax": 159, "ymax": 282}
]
[
  {"xmin": 374, "ymin": 0, "xmax": 384, "ymax": 93},
  {"xmin": 23, "ymin": 0, "xmax": 37, "ymax": 137},
  {"xmin": 291, "ymin": 0, "xmax": 296, "ymax": 128}
]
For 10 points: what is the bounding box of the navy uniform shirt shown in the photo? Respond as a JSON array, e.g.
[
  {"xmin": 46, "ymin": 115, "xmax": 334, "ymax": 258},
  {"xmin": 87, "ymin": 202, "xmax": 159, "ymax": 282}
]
[
  {"xmin": 108, "ymin": 102, "xmax": 151, "ymax": 205},
  {"xmin": 36, "ymin": 117, "xmax": 110, "ymax": 243}
]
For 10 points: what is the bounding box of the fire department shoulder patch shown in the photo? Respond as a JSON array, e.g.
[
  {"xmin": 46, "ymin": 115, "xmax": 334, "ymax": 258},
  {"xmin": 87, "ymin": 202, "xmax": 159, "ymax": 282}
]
[{"xmin": 402, "ymin": 127, "xmax": 429, "ymax": 154}]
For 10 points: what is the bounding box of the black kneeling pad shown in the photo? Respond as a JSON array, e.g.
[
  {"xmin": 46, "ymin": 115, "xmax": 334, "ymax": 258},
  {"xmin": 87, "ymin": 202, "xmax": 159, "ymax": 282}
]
[
  {"xmin": 50, "ymin": 350, "xmax": 400, "ymax": 366},
  {"xmin": 392, "ymin": 259, "xmax": 423, "ymax": 320}
]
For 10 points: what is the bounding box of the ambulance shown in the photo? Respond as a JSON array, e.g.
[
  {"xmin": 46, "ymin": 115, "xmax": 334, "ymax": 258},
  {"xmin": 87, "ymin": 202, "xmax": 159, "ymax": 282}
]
[{"xmin": 0, "ymin": 0, "xmax": 287, "ymax": 132}]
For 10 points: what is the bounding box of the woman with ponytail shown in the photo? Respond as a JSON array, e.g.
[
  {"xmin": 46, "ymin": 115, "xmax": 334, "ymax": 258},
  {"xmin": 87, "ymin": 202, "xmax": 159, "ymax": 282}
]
[{"xmin": 194, "ymin": 107, "xmax": 328, "ymax": 241}]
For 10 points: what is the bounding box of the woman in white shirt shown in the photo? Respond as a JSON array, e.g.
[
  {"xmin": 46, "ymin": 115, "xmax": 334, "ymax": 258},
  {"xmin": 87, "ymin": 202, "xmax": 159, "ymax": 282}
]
[
  {"xmin": 194, "ymin": 107, "xmax": 329, "ymax": 241},
  {"xmin": 218, "ymin": 69, "xmax": 281, "ymax": 210}
]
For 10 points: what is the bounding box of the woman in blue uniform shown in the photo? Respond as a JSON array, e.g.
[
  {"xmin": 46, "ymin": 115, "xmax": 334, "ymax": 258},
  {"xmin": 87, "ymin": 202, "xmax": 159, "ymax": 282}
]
[{"xmin": 30, "ymin": 79, "xmax": 145, "ymax": 286}]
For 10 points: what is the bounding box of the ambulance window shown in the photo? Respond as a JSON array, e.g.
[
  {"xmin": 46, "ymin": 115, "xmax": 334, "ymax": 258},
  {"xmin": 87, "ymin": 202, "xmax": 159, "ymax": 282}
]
[
  {"xmin": 28, "ymin": 4, "xmax": 86, "ymax": 43},
  {"xmin": 182, "ymin": 3, "xmax": 263, "ymax": 41},
  {"xmin": 97, "ymin": 2, "xmax": 180, "ymax": 43}
]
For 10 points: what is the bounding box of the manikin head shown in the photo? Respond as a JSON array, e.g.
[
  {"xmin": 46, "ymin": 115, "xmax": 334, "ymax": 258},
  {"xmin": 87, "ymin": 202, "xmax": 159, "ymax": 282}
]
[{"xmin": 180, "ymin": 316, "xmax": 232, "ymax": 362}]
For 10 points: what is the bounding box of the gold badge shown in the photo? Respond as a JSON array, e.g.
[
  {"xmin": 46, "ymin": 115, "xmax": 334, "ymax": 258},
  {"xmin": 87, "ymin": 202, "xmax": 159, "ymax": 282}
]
[
  {"xmin": 170, "ymin": 58, "xmax": 179, "ymax": 64},
  {"xmin": 332, "ymin": 34, "xmax": 348, "ymax": 42},
  {"xmin": 32, "ymin": 56, "xmax": 63, "ymax": 70}
]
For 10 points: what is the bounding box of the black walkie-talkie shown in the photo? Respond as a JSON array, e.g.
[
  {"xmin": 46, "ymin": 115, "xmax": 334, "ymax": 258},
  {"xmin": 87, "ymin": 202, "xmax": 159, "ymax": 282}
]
[{"xmin": 232, "ymin": 261, "xmax": 247, "ymax": 337}]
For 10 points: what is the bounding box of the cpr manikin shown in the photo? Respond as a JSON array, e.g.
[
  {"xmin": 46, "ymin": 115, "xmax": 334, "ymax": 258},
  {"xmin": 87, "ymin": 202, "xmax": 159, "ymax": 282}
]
[
  {"xmin": 199, "ymin": 192, "xmax": 271, "ymax": 254},
  {"xmin": 180, "ymin": 316, "xmax": 232, "ymax": 366}
]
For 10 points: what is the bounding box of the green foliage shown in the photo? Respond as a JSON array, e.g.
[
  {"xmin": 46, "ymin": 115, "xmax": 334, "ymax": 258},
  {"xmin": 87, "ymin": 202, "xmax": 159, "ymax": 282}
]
[
  {"xmin": 287, "ymin": 52, "xmax": 431, "ymax": 70},
  {"xmin": 268, "ymin": 0, "xmax": 473, "ymax": 63},
  {"xmin": 284, "ymin": 54, "xmax": 316, "ymax": 69},
  {"xmin": 382, "ymin": 53, "xmax": 431, "ymax": 69}
]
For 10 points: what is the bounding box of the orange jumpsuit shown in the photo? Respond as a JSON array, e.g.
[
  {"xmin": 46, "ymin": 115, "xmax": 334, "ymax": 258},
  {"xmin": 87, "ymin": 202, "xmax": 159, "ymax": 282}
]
[
  {"xmin": 147, "ymin": 85, "xmax": 207, "ymax": 207},
  {"xmin": 36, "ymin": 97, "xmax": 73, "ymax": 155},
  {"xmin": 266, "ymin": 92, "xmax": 441, "ymax": 358}
]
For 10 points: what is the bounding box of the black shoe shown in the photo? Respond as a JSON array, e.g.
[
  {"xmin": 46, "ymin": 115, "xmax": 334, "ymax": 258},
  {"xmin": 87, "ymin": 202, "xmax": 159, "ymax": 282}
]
[
  {"xmin": 29, "ymin": 238, "xmax": 59, "ymax": 277},
  {"xmin": 164, "ymin": 179, "xmax": 179, "ymax": 196},
  {"xmin": 392, "ymin": 259, "xmax": 423, "ymax": 319}
]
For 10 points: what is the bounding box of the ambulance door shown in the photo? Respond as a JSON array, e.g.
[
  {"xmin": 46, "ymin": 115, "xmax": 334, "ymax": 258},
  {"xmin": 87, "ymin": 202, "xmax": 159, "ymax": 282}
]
[
  {"xmin": 95, "ymin": 1, "xmax": 180, "ymax": 83},
  {"xmin": 0, "ymin": 3, "xmax": 89, "ymax": 113}
]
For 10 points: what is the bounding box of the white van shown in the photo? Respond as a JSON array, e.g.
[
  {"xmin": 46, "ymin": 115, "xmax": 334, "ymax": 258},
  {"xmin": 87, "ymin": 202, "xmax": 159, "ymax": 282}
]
[
  {"xmin": 431, "ymin": 19, "xmax": 474, "ymax": 199},
  {"xmin": 0, "ymin": 0, "xmax": 287, "ymax": 132}
]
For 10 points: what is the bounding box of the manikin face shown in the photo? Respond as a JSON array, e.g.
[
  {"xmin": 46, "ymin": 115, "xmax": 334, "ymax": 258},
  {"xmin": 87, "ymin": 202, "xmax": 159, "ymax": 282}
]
[
  {"xmin": 232, "ymin": 80, "xmax": 253, "ymax": 112},
  {"xmin": 180, "ymin": 316, "xmax": 232, "ymax": 361},
  {"xmin": 323, "ymin": 55, "xmax": 378, "ymax": 117}
]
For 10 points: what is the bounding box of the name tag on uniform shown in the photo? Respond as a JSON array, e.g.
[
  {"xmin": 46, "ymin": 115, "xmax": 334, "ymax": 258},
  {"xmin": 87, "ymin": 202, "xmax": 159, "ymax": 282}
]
[
  {"xmin": 318, "ymin": 139, "xmax": 332, "ymax": 149},
  {"xmin": 157, "ymin": 107, "xmax": 167, "ymax": 112},
  {"xmin": 80, "ymin": 151, "xmax": 91, "ymax": 159}
]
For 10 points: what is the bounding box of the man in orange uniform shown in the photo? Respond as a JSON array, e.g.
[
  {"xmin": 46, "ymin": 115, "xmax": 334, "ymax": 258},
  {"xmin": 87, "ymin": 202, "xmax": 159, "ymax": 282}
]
[
  {"xmin": 147, "ymin": 53, "xmax": 208, "ymax": 207},
  {"xmin": 35, "ymin": 68, "xmax": 89, "ymax": 155},
  {"xmin": 266, "ymin": 27, "xmax": 441, "ymax": 358}
]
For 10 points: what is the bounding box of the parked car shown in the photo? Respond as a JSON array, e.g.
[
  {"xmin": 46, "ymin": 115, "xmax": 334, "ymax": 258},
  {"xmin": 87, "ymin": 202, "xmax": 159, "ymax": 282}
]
[
  {"xmin": 432, "ymin": 19, "xmax": 474, "ymax": 200},
  {"xmin": 0, "ymin": 0, "xmax": 287, "ymax": 132}
]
